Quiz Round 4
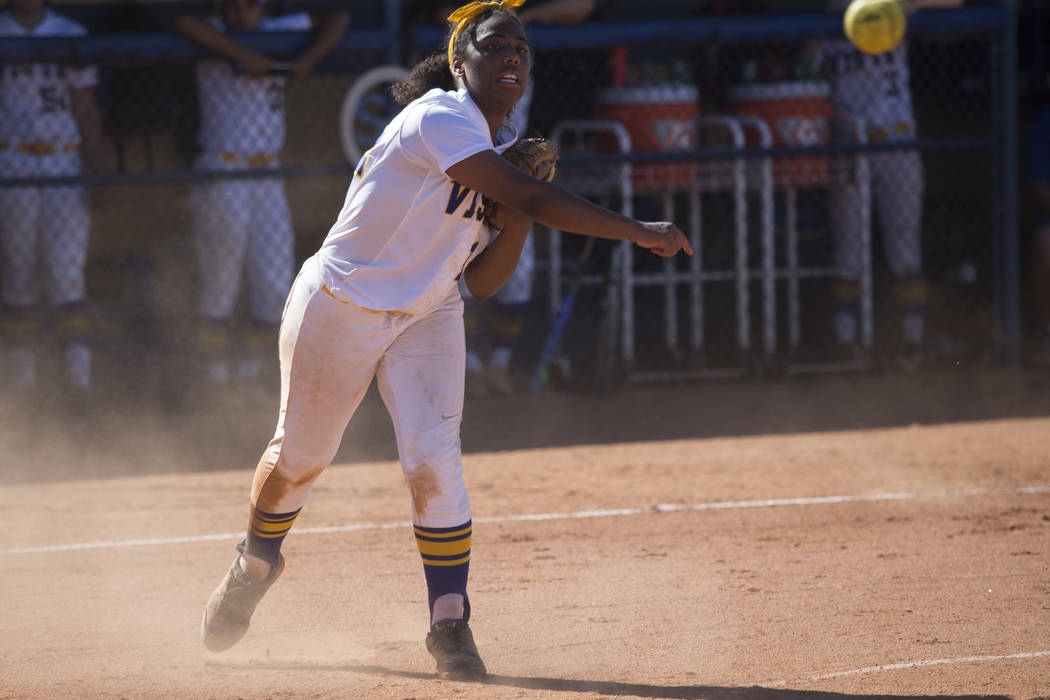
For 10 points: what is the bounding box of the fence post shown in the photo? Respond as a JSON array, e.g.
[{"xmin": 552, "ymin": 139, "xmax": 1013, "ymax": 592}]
[
  {"xmin": 385, "ymin": 0, "xmax": 403, "ymax": 65},
  {"xmin": 1001, "ymin": 0, "xmax": 1021, "ymax": 365}
]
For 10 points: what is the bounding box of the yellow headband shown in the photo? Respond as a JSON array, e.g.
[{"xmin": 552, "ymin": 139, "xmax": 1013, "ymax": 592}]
[{"xmin": 446, "ymin": 0, "xmax": 526, "ymax": 68}]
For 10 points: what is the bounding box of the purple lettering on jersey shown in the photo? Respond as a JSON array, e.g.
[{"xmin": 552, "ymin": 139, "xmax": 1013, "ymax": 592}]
[{"xmin": 445, "ymin": 182, "xmax": 472, "ymax": 215}]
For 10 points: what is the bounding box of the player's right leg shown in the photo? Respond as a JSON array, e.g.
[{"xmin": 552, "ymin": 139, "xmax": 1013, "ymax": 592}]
[
  {"xmin": 376, "ymin": 289, "xmax": 487, "ymax": 680},
  {"xmin": 190, "ymin": 168, "xmax": 251, "ymax": 386},
  {"xmin": 875, "ymin": 150, "xmax": 926, "ymax": 367},
  {"xmin": 40, "ymin": 182, "xmax": 92, "ymax": 392},
  {"xmin": 0, "ymin": 182, "xmax": 43, "ymax": 391},
  {"xmin": 201, "ymin": 255, "xmax": 388, "ymax": 652},
  {"xmin": 828, "ymin": 178, "xmax": 866, "ymax": 360}
]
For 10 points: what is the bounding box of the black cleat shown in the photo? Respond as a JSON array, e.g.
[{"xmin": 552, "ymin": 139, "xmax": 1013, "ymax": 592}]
[
  {"xmin": 425, "ymin": 618, "xmax": 487, "ymax": 680},
  {"xmin": 201, "ymin": 544, "xmax": 284, "ymax": 652}
]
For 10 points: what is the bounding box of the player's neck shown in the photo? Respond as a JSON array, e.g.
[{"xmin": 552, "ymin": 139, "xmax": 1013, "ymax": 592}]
[{"xmin": 12, "ymin": 8, "xmax": 47, "ymax": 31}]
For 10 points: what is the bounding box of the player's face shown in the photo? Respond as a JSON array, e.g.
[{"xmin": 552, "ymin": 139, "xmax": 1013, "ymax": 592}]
[
  {"xmin": 222, "ymin": 0, "xmax": 264, "ymax": 32},
  {"xmin": 457, "ymin": 14, "xmax": 531, "ymax": 119}
]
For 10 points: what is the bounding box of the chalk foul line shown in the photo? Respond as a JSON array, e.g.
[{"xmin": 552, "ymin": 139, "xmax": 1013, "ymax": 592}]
[
  {"xmin": 1, "ymin": 484, "xmax": 1047, "ymax": 557},
  {"xmin": 767, "ymin": 649, "xmax": 1050, "ymax": 686}
]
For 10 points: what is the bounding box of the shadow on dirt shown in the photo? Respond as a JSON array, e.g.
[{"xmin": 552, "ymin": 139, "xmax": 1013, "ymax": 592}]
[{"xmin": 205, "ymin": 660, "xmax": 1017, "ymax": 699}]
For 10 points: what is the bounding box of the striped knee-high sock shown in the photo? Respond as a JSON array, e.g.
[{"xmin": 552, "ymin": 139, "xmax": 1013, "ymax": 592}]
[
  {"xmin": 245, "ymin": 505, "xmax": 301, "ymax": 565},
  {"xmin": 415, "ymin": 520, "xmax": 472, "ymax": 618}
]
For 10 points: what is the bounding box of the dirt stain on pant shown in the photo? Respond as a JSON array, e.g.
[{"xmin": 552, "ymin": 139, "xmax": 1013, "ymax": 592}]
[
  {"xmin": 253, "ymin": 442, "xmax": 325, "ymax": 513},
  {"xmin": 406, "ymin": 464, "xmax": 441, "ymax": 518}
]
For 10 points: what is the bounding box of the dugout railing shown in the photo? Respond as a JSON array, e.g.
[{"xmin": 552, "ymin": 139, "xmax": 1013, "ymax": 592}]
[{"xmin": 0, "ymin": 3, "xmax": 1019, "ymax": 406}]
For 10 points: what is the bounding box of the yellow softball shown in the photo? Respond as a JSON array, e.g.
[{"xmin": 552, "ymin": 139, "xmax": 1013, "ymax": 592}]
[{"xmin": 843, "ymin": 0, "xmax": 907, "ymax": 55}]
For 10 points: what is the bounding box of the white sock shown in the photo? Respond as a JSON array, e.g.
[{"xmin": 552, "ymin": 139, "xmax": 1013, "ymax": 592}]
[
  {"xmin": 431, "ymin": 593, "xmax": 465, "ymax": 625},
  {"xmin": 238, "ymin": 552, "xmax": 272, "ymax": 581}
]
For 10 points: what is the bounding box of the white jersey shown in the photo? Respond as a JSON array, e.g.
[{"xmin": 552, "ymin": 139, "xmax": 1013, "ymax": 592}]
[
  {"xmin": 195, "ymin": 13, "xmax": 311, "ymax": 155},
  {"xmin": 0, "ymin": 10, "xmax": 98, "ymax": 146},
  {"xmin": 817, "ymin": 39, "xmax": 915, "ymax": 131},
  {"xmin": 318, "ymin": 88, "xmax": 518, "ymax": 315}
]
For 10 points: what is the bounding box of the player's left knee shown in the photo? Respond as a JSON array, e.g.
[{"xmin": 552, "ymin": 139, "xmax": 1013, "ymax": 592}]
[{"xmin": 403, "ymin": 443, "xmax": 470, "ymax": 525}]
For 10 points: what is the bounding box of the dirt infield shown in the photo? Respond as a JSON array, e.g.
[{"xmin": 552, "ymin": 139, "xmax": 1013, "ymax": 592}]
[{"xmin": 2, "ymin": 368, "xmax": 1050, "ymax": 699}]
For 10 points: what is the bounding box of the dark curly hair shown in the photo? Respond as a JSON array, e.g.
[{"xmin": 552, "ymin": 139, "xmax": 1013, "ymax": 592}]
[{"xmin": 392, "ymin": 7, "xmax": 526, "ymax": 106}]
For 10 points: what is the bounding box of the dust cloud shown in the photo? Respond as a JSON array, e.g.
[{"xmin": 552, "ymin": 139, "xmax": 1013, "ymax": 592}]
[{"xmin": 4, "ymin": 366, "xmax": 1050, "ymax": 486}]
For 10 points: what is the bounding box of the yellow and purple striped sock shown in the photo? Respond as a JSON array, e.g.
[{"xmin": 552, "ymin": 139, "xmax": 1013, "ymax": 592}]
[
  {"xmin": 415, "ymin": 520, "xmax": 472, "ymax": 616},
  {"xmin": 246, "ymin": 505, "xmax": 301, "ymax": 564}
]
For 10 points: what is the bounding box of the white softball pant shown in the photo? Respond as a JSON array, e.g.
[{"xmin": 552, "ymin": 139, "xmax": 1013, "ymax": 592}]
[
  {"xmin": 0, "ymin": 151, "xmax": 89, "ymax": 307},
  {"xmin": 250, "ymin": 255, "xmax": 471, "ymax": 529},
  {"xmin": 189, "ymin": 152, "xmax": 295, "ymax": 324},
  {"xmin": 829, "ymin": 149, "xmax": 925, "ymax": 279}
]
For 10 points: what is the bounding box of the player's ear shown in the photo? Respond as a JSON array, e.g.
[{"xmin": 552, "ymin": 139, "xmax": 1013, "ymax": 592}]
[{"xmin": 450, "ymin": 56, "xmax": 465, "ymax": 79}]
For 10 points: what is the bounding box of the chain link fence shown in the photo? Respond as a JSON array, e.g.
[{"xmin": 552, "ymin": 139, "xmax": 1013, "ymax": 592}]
[
  {"xmin": 0, "ymin": 1, "xmax": 1014, "ymax": 421},
  {"xmin": 522, "ymin": 7, "xmax": 1008, "ymax": 387}
]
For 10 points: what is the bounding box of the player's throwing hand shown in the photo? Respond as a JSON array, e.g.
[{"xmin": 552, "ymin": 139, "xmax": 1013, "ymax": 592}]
[{"xmin": 633, "ymin": 222, "xmax": 693, "ymax": 257}]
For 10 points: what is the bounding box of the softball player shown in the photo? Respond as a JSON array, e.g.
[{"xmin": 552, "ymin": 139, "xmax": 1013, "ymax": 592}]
[
  {"xmin": 817, "ymin": 0, "xmax": 962, "ymax": 367},
  {"xmin": 175, "ymin": 0, "xmax": 349, "ymax": 385},
  {"xmin": 199, "ymin": 0, "xmax": 690, "ymax": 680},
  {"xmin": 0, "ymin": 0, "xmax": 103, "ymax": 395}
]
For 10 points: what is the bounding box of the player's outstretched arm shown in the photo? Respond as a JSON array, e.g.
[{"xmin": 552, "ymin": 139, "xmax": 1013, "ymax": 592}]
[
  {"xmin": 292, "ymin": 10, "xmax": 351, "ymax": 80},
  {"xmin": 446, "ymin": 150, "xmax": 692, "ymax": 258},
  {"xmin": 174, "ymin": 14, "xmax": 271, "ymax": 76}
]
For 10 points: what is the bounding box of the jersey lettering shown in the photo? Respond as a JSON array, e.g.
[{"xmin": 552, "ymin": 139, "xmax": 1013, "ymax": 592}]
[
  {"xmin": 39, "ymin": 85, "xmax": 70, "ymax": 114},
  {"xmin": 822, "ymin": 50, "xmax": 866, "ymax": 80},
  {"xmin": 445, "ymin": 181, "xmax": 473, "ymax": 215},
  {"xmin": 462, "ymin": 190, "xmax": 479, "ymax": 219}
]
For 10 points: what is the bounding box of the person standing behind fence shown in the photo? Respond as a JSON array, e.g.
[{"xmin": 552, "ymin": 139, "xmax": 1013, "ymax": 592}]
[
  {"xmin": 810, "ymin": 0, "xmax": 962, "ymax": 369},
  {"xmin": 175, "ymin": 0, "xmax": 349, "ymax": 390},
  {"xmin": 0, "ymin": 0, "xmax": 105, "ymax": 401}
]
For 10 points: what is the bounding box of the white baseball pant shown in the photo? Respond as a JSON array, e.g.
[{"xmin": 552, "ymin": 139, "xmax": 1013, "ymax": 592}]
[
  {"xmin": 250, "ymin": 255, "xmax": 472, "ymax": 529},
  {"xmin": 189, "ymin": 151, "xmax": 295, "ymax": 324},
  {"xmin": 0, "ymin": 150, "xmax": 89, "ymax": 307},
  {"xmin": 829, "ymin": 148, "xmax": 925, "ymax": 279}
]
